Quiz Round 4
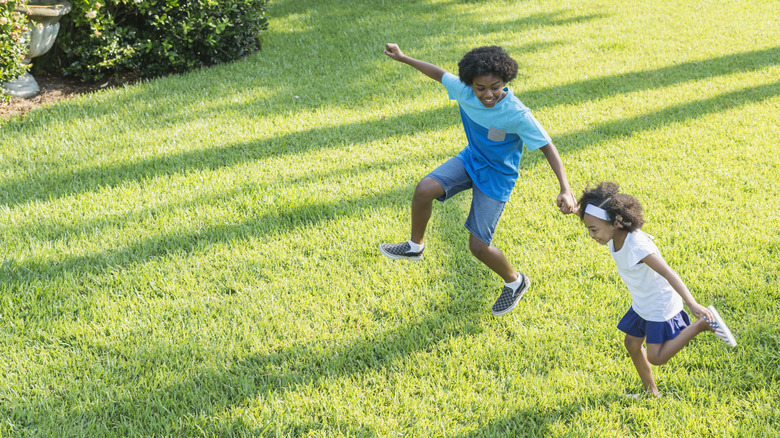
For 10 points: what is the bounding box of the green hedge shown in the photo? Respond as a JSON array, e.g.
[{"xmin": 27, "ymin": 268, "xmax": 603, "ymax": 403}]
[
  {"xmin": 28, "ymin": 0, "xmax": 268, "ymax": 82},
  {"xmin": 0, "ymin": 0, "xmax": 30, "ymax": 96}
]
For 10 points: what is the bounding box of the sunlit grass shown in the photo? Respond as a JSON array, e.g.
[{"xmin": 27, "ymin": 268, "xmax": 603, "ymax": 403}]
[{"xmin": 1, "ymin": 0, "xmax": 778, "ymax": 436}]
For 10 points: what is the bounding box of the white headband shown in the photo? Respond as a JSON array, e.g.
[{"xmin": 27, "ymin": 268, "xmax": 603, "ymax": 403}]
[{"xmin": 585, "ymin": 204, "xmax": 610, "ymax": 221}]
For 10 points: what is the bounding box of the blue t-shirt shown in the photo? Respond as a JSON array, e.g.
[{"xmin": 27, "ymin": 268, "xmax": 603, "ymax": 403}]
[{"xmin": 442, "ymin": 72, "xmax": 551, "ymax": 202}]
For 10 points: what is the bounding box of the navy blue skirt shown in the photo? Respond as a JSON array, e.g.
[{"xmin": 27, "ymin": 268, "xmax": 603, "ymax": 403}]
[{"xmin": 617, "ymin": 306, "xmax": 691, "ymax": 344}]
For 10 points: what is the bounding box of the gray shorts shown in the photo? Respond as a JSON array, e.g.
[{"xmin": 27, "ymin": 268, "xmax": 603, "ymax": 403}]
[{"xmin": 426, "ymin": 157, "xmax": 506, "ymax": 245}]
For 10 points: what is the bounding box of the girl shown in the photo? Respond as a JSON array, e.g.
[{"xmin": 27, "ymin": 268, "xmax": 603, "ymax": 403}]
[{"xmin": 577, "ymin": 181, "xmax": 736, "ymax": 397}]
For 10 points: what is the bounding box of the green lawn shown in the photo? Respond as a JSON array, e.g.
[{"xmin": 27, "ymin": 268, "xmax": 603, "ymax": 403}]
[{"xmin": 1, "ymin": 0, "xmax": 778, "ymax": 436}]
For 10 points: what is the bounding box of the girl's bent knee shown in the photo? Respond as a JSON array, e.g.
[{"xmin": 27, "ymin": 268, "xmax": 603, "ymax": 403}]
[
  {"xmin": 645, "ymin": 344, "xmax": 668, "ymax": 365},
  {"xmin": 624, "ymin": 336, "xmax": 644, "ymax": 354},
  {"xmin": 647, "ymin": 354, "xmax": 667, "ymax": 366}
]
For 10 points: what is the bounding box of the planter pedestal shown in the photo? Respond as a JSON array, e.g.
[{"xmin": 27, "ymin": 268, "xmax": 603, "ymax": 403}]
[{"xmin": 2, "ymin": 1, "xmax": 72, "ymax": 98}]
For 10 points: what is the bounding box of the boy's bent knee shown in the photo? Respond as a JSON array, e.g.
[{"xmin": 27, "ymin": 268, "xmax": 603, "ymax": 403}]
[{"xmin": 414, "ymin": 177, "xmax": 444, "ymax": 201}]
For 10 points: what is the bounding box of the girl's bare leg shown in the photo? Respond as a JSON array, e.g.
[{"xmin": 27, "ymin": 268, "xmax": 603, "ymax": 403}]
[
  {"xmin": 645, "ymin": 318, "xmax": 712, "ymax": 366},
  {"xmin": 625, "ymin": 334, "xmax": 659, "ymax": 397}
]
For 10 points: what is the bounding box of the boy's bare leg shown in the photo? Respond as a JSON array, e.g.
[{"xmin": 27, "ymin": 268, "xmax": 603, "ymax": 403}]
[
  {"xmin": 625, "ymin": 334, "xmax": 659, "ymax": 397},
  {"xmin": 410, "ymin": 177, "xmax": 445, "ymax": 244},
  {"xmin": 468, "ymin": 234, "xmax": 518, "ymax": 283},
  {"xmin": 645, "ymin": 318, "xmax": 712, "ymax": 365}
]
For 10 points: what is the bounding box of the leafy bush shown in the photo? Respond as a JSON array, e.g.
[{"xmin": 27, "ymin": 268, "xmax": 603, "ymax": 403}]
[
  {"xmin": 0, "ymin": 0, "xmax": 30, "ymax": 97},
  {"xmin": 40, "ymin": 0, "xmax": 268, "ymax": 81}
]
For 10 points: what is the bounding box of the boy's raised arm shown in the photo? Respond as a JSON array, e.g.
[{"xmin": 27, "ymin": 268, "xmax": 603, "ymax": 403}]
[{"xmin": 384, "ymin": 43, "xmax": 446, "ymax": 83}]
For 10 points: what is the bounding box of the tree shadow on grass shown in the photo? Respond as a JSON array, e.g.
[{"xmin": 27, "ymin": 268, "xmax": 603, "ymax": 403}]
[
  {"xmin": 1, "ymin": 79, "xmax": 775, "ymax": 289},
  {"xmin": 6, "ymin": 308, "xmax": 617, "ymax": 435},
  {"xmin": 3, "ymin": 127, "xmax": 499, "ymax": 435},
  {"xmin": 3, "ymin": 0, "xmax": 774, "ymax": 135},
  {"xmin": 3, "ymin": 51, "xmax": 775, "ymax": 211},
  {"xmin": 0, "ymin": 183, "xmax": 417, "ymax": 283},
  {"xmin": 519, "ymin": 47, "xmax": 780, "ymax": 109},
  {"xmin": 2, "ymin": 2, "xmax": 777, "ymax": 435},
  {"xmin": 0, "ymin": 104, "xmax": 459, "ymax": 208},
  {"xmin": 447, "ymin": 393, "xmax": 630, "ymax": 438},
  {"xmin": 0, "ymin": 150, "xmax": 423, "ymax": 246},
  {"xmin": 451, "ymin": 402, "xmax": 581, "ymax": 437},
  {"xmin": 0, "ymin": 2, "xmax": 602, "ymax": 133},
  {"xmin": 523, "ymin": 80, "xmax": 779, "ymax": 168},
  {"xmin": 5, "ymin": 204, "xmax": 493, "ymax": 436},
  {"xmin": 2, "ymin": 0, "xmax": 774, "ymax": 211}
]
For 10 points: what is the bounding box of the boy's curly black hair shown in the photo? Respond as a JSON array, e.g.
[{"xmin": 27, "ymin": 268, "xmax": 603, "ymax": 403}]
[
  {"xmin": 577, "ymin": 181, "xmax": 645, "ymax": 232},
  {"xmin": 457, "ymin": 46, "xmax": 518, "ymax": 86}
]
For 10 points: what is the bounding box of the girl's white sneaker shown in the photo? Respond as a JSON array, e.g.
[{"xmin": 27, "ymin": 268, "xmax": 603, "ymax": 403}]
[{"xmin": 705, "ymin": 305, "xmax": 737, "ymax": 347}]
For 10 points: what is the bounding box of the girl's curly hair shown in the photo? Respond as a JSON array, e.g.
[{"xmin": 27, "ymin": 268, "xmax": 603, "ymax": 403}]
[
  {"xmin": 577, "ymin": 181, "xmax": 645, "ymax": 232},
  {"xmin": 457, "ymin": 46, "xmax": 518, "ymax": 85}
]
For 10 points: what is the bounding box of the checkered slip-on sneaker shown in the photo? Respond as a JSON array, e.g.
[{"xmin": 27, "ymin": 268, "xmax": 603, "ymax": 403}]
[
  {"xmin": 379, "ymin": 242, "xmax": 424, "ymax": 261},
  {"xmin": 491, "ymin": 273, "xmax": 530, "ymax": 316},
  {"xmin": 705, "ymin": 305, "xmax": 737, "ymax": 347}
]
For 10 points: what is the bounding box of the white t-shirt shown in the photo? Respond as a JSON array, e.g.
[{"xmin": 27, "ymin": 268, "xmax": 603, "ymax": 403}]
[{"xmin": 609, "ymin": 230, "xmax": 683, "ymax": 321}]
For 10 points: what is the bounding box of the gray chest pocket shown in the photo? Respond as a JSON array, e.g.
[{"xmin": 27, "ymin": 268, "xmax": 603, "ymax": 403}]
[{"xmin": 487, "ymin": 127, "xmax": 507, "ymax": 142}]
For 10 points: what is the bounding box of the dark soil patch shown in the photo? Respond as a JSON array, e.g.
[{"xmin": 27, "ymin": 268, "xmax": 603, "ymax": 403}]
[{"xmin": 1, "ymin": 74, "xmax": 132, "ymax": 122}]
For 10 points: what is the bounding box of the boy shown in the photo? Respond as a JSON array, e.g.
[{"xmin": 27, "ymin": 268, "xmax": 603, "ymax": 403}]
[{"xmin": 380, "ymin": 43, "xmax": 577, "ymax": 315}]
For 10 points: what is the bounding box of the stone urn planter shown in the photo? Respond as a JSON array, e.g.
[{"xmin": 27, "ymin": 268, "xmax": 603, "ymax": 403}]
[{"xmin": 2, "ymin": 0, "xmax": 72, "ymax": 98}]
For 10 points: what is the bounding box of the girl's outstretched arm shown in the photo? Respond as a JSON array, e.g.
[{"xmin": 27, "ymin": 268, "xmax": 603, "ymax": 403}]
[
  {"xmin": 642, "ymin": 253, "xmax": 714, "ymax": 321},
  {"xmin": 384, "ymin": 43, "xmax": 445, "ymax": 83}
]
